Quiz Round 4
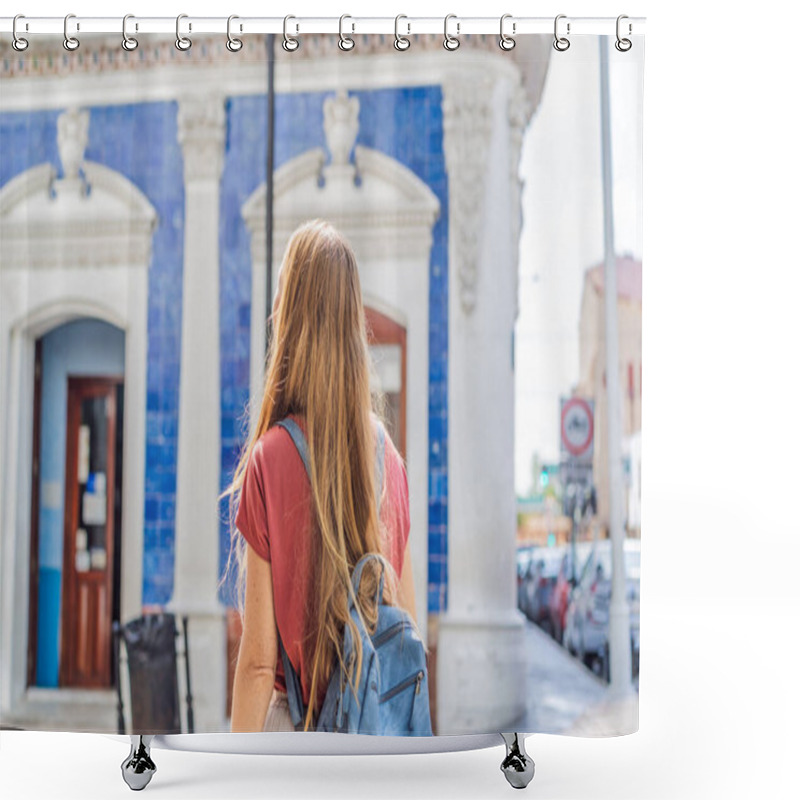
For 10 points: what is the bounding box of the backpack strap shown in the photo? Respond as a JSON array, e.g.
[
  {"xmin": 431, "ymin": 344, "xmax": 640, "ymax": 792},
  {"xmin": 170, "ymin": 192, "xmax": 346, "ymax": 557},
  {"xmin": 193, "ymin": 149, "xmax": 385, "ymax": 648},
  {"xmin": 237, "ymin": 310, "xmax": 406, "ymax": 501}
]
[
  {"xmin": 277, "ymin": 631, "xmax": 307, "ymax": 731},
  {"xmin": 273, "ymin": 415, "xmax": 386, "ymax": 730},
  {"xmin": 350, "ymin": 553, "xmax": 386, "ymax": 610},
  {"xmin": 276, "ymin": 417, "xmax": 385, "ymax": 516}
]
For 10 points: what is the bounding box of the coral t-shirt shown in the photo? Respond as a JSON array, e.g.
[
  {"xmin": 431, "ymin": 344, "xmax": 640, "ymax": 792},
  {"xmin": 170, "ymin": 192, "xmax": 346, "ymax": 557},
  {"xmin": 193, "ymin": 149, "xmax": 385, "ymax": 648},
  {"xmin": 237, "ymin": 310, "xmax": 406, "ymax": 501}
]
[{"xmin": 234, "ymin": 413, "xmax": 411, "ymax": 714}]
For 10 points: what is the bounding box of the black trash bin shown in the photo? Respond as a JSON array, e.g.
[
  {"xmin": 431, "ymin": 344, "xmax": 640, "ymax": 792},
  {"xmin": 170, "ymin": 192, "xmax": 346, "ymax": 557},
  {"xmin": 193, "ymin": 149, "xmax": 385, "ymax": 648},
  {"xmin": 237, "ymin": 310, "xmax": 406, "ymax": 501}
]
[{"xmin": 113, "ymin": 613, "xmax": 194, "ymax": 735}]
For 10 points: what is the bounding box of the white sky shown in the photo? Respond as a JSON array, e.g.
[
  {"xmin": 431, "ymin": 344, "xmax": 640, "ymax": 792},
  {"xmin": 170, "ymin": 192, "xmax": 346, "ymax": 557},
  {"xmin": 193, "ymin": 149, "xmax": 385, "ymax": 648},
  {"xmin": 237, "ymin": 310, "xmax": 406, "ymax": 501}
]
[{"xmin": 514, "ymin": 38, "xmax": 644, "ymax": 495}]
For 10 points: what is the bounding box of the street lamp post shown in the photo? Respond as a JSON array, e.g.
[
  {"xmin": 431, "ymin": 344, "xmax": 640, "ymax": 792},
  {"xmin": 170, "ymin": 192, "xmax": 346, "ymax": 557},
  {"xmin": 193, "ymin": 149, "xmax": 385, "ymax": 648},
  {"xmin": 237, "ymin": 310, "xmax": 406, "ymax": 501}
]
[{"xmin": 599, "ymin": 34, "xmax": 634, "ymax": 698}]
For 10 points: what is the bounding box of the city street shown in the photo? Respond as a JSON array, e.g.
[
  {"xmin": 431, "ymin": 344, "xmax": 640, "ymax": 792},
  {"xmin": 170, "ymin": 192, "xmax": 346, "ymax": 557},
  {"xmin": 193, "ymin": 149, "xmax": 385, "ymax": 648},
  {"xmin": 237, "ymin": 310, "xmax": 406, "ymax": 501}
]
[{"xmin": 517, "ymin": 618, "xmax": 637, "ymax": 736}]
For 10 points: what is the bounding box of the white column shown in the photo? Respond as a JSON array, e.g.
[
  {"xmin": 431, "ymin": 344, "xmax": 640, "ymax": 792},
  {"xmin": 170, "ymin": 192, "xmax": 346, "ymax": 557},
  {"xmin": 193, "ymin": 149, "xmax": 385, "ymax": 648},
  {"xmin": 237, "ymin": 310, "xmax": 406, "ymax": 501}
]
[
  {"xmin": 0, "ymin": 325, "xmax": 24, "ymax": 715},
  {"xmin": 170, "ymin": 94, "xmax": 227, "ymax": 732},
  {"xmin": 120, "ymin": 269, "xmax": 148, "ymax": 626},
  {"xmin": 435, "ymin": 73, "xmax": 527, "ymax": 734}
]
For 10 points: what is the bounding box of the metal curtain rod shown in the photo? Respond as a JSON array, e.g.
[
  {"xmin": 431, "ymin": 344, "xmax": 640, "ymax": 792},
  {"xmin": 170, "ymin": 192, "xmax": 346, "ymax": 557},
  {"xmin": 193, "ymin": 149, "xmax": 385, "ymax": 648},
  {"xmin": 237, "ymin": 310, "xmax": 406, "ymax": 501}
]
[{"xmin": 0, "ymin": 15, "xmax": 646, "ymax": 38}]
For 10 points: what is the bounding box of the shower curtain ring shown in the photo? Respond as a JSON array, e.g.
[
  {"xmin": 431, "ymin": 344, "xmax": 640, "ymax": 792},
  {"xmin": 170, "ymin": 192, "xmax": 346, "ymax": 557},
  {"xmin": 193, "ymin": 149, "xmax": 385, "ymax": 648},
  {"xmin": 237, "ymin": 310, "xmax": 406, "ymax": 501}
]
[
  {"xmin": 283, "ymin": 16, "xmax": 299, "ymax": 52},
  {"xmin": 63, "ymin": 13, "xmax": 80, "ymax": 51},
  {"xmin": 615, "ymin": 15, "xmax": 633, "ymax": 51},
  {"xmin": 443, "ymin": 14, "xmax": 460, "ymax": 51},
  {"xmin": 226, "ymin": 15, "xmax": 243, "ymax": 52},
  {"xmin": 12, "ymin": 15, "xmax": 29, "ymax": 52},
  {"xmin": 175, "ymin": 14, "xmax": 192, "ymax": 51},
  {"xmin": 122, "ymin": 15, "xmax": 139, "ymax": 51},
  {"xmin": 499, "ymin": 14, "xmax": 516, "ymax": 50},
  {"xmin": 394, "ymin": 15, "xmax": 410, "ymax": 51},
  {"xmin": 553, "ymin": 14, "xmax": 570, "ymax": 51},
  {"xmin": 339, "ymin": 15, "xmax": 355, "ymax": 51}
]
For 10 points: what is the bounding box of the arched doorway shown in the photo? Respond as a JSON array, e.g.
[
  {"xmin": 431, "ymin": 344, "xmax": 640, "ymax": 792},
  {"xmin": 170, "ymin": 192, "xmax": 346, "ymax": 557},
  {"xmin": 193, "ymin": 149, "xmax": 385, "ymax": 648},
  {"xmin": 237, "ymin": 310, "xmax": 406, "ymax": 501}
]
[
  {"xmin": 28, "ymin": 319, "xmax": 125, "ymax": 690},
  {"xmin": 0, "ymin": 111, "xmax": 155, "ymax": 726}
]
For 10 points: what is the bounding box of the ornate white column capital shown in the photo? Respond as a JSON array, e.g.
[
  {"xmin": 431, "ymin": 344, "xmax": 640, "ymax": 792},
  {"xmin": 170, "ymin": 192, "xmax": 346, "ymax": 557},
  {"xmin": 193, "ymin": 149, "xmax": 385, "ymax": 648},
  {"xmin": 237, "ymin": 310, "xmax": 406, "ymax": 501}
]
[
  {"xmin": 177, "ymin": 94, "xmax": 226, "ymax": 183},
  {"xmin": 442, "ymin": 72, "xmax": 494, "ymax": 316}
]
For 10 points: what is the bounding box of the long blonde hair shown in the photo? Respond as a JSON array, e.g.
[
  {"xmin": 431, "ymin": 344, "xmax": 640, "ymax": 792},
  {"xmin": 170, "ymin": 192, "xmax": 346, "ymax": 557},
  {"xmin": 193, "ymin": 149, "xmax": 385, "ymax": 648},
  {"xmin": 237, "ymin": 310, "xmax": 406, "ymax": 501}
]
[{"xmin": 221, "ymin": 219, "xmax": 398, "ymax": 730}]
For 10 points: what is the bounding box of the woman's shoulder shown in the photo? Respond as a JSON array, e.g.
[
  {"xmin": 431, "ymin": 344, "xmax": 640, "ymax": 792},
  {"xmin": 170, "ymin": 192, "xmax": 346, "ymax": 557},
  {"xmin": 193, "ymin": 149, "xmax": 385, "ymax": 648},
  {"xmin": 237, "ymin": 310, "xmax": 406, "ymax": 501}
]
[{"xmin": 252, "ymin": 414, "xmax": 306, "ymax": 464}]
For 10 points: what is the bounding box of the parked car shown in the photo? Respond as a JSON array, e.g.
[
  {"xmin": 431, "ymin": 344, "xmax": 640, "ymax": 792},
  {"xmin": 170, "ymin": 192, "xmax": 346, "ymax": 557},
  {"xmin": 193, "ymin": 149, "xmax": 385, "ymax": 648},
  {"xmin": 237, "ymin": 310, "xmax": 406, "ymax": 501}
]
[
  {"xmin": 516, "ymin": 546, "xmax": 536, "ymax": 613},
  {"xmin": 563, "ymin": 538, "xmax": 640, "ymax": 680},
  {"xmin": 519, "ymin": 547, "xmax": 564, "ymax": 632},
  {"xmin": 548, "ymin": 542, "xmax": 593, "ymax": 644}
]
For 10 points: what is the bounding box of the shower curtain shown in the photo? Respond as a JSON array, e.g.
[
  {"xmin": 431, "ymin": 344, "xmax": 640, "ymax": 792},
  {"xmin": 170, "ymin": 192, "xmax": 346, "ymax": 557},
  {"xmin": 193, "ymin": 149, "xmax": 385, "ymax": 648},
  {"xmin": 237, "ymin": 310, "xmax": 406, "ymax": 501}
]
[{"xmin": 0, "ymin": 20, "xmax": 644, "ymax": 741}]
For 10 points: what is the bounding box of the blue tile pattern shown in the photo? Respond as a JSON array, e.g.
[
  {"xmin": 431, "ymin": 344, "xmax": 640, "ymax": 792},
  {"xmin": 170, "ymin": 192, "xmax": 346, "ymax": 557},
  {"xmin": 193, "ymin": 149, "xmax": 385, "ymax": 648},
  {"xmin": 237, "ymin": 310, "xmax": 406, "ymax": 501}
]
[
  {"xmin": 0, "ymin": 102, "xmax": 185, "ymax": 607},
  {"xmin": 219, "ymin": 86, "xmax": 449, "ymax": 613},
  {"xmin": 1, "ymin": 85, "xmax": 449, "ymax": 615}
]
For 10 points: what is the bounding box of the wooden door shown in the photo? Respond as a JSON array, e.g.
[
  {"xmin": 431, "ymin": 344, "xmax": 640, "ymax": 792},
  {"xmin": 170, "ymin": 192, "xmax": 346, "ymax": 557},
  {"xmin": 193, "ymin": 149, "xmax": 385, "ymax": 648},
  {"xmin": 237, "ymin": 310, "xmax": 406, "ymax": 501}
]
[{"xmin": 60, "ymin": 377, "xmax": 121, "ymax": 688}]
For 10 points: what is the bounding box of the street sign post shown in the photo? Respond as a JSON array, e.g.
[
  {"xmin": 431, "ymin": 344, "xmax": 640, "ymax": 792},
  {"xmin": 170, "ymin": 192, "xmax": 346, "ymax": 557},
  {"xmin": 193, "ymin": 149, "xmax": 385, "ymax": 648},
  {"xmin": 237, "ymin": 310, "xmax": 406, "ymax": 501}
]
[
  {"xmin": 560, "ymin": 396, "xmax": 596, "ymax": 587},
  {"xmin": 560, "ymin": 396, "xmax": 594, "ymax": 462},
  {"xmin": 560, "ymin": 397, "xmax": 594, "ymax": 488}
]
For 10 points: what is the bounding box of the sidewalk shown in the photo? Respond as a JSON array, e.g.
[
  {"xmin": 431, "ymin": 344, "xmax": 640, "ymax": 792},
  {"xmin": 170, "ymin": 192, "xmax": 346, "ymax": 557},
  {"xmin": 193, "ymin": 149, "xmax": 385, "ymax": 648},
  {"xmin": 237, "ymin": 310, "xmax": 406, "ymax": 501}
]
[
  {"xmin": 516, "ymin": 618, "xmax": 638, "ymax": 736},
  {"xmin": 566, "ymin": 691, "xmax": 639, "ymax": 737}
]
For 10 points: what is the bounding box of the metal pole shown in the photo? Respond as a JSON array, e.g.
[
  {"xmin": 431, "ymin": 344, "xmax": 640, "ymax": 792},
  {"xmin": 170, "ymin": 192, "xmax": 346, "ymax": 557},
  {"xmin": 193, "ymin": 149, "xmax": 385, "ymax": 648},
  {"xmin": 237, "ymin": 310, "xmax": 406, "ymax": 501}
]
[
  {"xmin": 599, "ymin": 35, "xmax": 633, "ymax": 697},
  {"xmin": 265, "ymin": 32, "xmax": 276, "ymax": 355},
  {"xmin": 181, "ymin": 615, "xmax": 195, "ymax": 733}
]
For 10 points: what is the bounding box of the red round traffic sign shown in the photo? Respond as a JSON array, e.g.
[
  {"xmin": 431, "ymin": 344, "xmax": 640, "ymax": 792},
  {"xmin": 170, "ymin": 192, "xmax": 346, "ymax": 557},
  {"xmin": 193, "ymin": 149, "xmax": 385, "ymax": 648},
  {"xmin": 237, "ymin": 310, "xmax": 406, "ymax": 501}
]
[{"xmin": 561, "ymin": 397, "xmax": 594, "ymax": 457}]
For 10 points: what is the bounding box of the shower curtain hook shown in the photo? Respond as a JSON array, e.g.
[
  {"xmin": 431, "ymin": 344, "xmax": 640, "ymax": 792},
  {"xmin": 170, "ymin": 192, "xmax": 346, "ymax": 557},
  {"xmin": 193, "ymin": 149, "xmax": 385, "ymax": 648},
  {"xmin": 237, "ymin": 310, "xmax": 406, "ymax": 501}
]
[
  {"xmin": 553, "ymin": 14, "xmax": 570, "ymax": 51},
  {"xmin": 339, "ymin": 14, "xmax": 355, "ymax": 51},
  {"xmin": 175, "ymin": 14, "xmax": 192, "ymax": 51},
  {"xmin": 283, "ymin": 15, "xmax": 299, "ymax": 52},
  {"xmin": 226, "ymin": 15, "xmax": 243, "ymax": 52},
  {"xmin": 499, "ymin": 14, "xmax": 516, "ymax": 51},
  {"xmin": 122, "ymin": 14, "xmax": 139, "ymax": 51},
  {"xmin": 12, "ymin": 15, "xmax": 29, "ymax": 52},
  {"xmin": 615, "ymin": 15, "xmax": 633, "ymax": 51},
  {"xmin": 63, "ymin": 13, "xmax": 80, "ymax": 52},
  {"xmin": 394, "ymin": 15, "xmax": 410, "ymax": 51},
  {"xmin": 443, "ymin": 14, "xmax": 460, "ymax": 51}
]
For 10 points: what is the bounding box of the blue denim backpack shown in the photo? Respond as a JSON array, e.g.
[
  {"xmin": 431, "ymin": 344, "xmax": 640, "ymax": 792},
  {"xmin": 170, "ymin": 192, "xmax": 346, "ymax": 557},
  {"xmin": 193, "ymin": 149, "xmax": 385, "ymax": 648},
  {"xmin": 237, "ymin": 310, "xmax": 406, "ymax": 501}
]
[{"xmin": 274, "ymin": 417, "xmax": 432, "ymax": 736}]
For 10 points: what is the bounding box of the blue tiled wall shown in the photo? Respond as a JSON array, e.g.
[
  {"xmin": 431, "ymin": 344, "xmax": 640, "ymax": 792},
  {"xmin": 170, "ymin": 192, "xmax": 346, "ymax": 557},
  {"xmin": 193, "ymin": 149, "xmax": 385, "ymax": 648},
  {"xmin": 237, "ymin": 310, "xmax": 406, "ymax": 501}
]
[
  {"xmin": 219, "ymin": 87, "xmax": 449, "ymax": 613},
  {"xmin": 0, "ymin": 102, "xmax": 185, "ymax": 608},
  {"xmin": 1, "ymin": 85, "xmax": 449, "ymax": 616}
]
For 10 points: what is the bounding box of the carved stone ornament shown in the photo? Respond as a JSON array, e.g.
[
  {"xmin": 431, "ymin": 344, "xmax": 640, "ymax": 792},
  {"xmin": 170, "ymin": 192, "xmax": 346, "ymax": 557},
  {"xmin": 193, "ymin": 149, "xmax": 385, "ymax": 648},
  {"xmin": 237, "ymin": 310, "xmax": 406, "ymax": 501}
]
[
  {"xmin": 324, "ymin": 90, "xmax": 360, "ymax": 169},
  {"xmin": 57, "ymin": 106, "xmax": 90, "ymax": 180},
  {"xmin": 177, "ymin": 94, "xmax": 226, "ymax": 182},
  {"xmin": 442, "ymin": 73, "xmax": 495, "ymax": 315},
  {"xmin": 1, "ymin": 101, "xmax": 157, "ymax": 271}
]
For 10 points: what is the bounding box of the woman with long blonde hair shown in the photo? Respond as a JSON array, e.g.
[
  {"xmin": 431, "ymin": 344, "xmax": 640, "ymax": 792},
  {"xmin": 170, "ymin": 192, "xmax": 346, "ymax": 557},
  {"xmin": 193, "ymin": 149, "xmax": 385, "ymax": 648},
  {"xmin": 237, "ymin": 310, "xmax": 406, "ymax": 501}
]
[{"xmin": 222, "ymin": 219, "xmax": 419, "ymax": 733}]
